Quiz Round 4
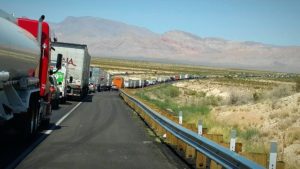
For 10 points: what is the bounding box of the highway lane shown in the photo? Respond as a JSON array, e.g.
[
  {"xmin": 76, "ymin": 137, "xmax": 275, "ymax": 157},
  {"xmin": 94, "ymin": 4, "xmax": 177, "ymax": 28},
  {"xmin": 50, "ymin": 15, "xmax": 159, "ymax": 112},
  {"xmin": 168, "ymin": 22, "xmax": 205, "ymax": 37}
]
[
  {"xmin": 16, "ymin": 92, "xmax": 189, "ymax": 169},
  {"xmin": 0, "ymin": 100, "xmax": 80, "ymax": 169}
]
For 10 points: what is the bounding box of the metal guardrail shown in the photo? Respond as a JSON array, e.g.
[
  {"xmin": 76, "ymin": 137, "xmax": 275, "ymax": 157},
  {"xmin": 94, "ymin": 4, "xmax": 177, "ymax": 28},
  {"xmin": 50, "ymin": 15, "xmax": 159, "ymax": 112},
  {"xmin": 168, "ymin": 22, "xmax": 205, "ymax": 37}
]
[{"xmin": 120, "ymin": 90, "xmax": 265, "ymax": 169}]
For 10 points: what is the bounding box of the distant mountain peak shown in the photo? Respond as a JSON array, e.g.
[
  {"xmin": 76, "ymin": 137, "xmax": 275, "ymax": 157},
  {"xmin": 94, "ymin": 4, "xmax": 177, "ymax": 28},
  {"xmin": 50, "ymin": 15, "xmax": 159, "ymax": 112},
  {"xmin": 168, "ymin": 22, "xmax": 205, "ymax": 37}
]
[{"xmin": 51, "ymin": 16, "xmax": 300, "ymax": 73}]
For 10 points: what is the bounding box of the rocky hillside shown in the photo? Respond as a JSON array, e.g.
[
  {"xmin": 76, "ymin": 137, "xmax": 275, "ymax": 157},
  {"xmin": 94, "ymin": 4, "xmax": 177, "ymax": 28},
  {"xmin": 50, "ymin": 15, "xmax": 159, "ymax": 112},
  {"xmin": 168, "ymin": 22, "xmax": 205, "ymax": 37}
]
[{"xmin": 51, "ymin": 16, "xmax": 300, "ymax": 73}]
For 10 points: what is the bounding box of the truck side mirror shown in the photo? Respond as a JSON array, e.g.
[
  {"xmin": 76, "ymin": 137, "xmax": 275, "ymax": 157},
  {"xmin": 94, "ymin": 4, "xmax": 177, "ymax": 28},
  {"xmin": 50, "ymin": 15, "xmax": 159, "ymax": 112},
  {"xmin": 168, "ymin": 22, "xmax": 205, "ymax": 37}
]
[
  {"xmin": 69, "ymin": 76, "xmax": 73, "ymax": 83},
  {"xmin": 56, "ymin": 54, "xmax": 63, "ymax": 70},
  {"xmin": 49, "ymin": 69, "xmax": 54, "ymax": 75}
]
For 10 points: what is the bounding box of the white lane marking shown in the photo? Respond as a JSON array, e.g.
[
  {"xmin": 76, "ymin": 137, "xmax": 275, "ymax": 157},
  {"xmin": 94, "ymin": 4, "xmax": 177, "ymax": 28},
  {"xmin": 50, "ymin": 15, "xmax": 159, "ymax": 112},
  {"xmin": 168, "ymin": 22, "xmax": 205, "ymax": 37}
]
[
  {"xmin": 43, "ymin": 101, "xmax": 82, "ymax": 135},
  {"xmin": 6, "ymin": 101, "xmax": 83, "ymax": 169}
]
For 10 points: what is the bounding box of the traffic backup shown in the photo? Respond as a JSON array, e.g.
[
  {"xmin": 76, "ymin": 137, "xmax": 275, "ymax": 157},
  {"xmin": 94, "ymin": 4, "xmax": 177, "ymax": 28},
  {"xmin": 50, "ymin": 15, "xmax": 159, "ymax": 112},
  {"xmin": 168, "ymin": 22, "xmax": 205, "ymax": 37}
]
[
  {"xmin": 51, "ymin": 42, "xmax": 91, "ymax": 100},
  {"xmin": 0, "ymin": 10, "xmax": 61, "ymax": 137},
  {"xmin": 0, "ymin": 9, "xmax": 93, "ymax": 138}
]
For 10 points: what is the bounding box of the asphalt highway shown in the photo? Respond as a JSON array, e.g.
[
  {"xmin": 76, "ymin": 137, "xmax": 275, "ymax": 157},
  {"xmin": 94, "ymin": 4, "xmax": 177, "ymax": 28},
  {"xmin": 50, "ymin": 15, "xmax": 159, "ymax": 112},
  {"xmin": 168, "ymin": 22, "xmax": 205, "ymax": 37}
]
[
  {"xmin": 2, "ymin": 92, "xmax": 189, "ymax": 169},
  {"xmin": 0, "ymin": 98, "xmax": 79, "ymax": 169}
]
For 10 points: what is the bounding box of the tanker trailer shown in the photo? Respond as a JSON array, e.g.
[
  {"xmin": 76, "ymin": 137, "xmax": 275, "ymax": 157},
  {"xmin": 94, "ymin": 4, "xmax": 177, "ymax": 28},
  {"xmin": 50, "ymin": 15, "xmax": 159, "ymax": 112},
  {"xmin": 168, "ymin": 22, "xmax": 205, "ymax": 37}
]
[{"xmin": 0, "ymin": 10, "xmax": 61, "ymax": 137}]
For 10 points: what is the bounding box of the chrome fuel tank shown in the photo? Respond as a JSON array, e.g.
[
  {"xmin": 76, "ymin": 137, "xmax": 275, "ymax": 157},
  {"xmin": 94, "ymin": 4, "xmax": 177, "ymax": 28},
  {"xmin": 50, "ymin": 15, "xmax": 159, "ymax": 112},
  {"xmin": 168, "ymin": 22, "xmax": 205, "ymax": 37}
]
[{"xmin": 0, "ymin": 13, "xmax": 39, "ymax": 81}]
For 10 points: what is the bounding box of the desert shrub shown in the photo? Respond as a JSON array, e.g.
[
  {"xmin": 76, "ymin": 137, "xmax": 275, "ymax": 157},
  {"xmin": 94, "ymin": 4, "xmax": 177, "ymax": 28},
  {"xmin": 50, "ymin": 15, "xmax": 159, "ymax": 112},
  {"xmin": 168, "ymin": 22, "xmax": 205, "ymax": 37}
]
[
  {"xmin": 278, "ymin": 121, "xmax": 290, "ymax": 130},
  {"xmin": 240, "ymin": 128, "xmax": 259, "ymax": 140},
  {"xmin": 196, "ymin": 91, "xmax": 206, "ymax": 97},
  {"xmin": 181, "ymin": 104, "xmax": 210, "ymax": 116},
  {"xmin": 296, "ymin": 77, "xmax": 300, "ymax": 92},
  {"xmin": 269, "ymin": 112, "xmax": 279, "ymax": 119},
  {"xmin": 287, "ymin": 129, "xmax": 300, "ymax": 144},
  {"xmin": 253, "ymin": 92, "xmax": 262, "ymax": 102},
  {"xmin": 184, "ymin": 89, "xmax": 197, "ymax": 96},
  {"xmin": 229, "ymin": 91, "xmax": 239, "ymax": 105},
  {"xmin": 265, "ymin": 84, "xmax": 293, "ymax": 100},
  {"xmin": 279, "ymin": 112, "xmax": 290, "ymax": 118},
  {"xmin": 204, "ymin": 96, "xmax": 221, "ymax": 106},
  {"xmin": 228, "ymin": 90, "xmax": 252, "ymax": 105},
  {"xmin": 160, "ymin": 85, "xmax": 180, "ymax": 97}
]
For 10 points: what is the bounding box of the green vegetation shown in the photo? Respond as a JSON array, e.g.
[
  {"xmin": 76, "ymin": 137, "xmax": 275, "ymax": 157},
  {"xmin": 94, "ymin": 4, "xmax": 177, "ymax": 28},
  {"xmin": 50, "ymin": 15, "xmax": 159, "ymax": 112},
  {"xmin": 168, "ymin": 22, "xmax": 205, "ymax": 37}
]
[
  {"xmin": 159, "ymin": 85, "xmax": 180, "ymax": 97},
  {"xmin": 239, "ymin": 128, "xmax": 259, "ymax": 140},
  {"xmin": 133, "ymin": 83, "xmax": 271, "ymax": 153},
  {"xmin": 134, "ymin": 84, "xmax": 211, "ymax": 120}
]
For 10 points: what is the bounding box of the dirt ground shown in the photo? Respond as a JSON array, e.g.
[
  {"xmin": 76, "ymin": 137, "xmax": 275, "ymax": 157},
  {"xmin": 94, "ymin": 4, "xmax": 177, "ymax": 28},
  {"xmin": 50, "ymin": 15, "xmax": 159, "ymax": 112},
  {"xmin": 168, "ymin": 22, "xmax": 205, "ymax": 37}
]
[{"xmin": 173, "ymin": 79, "xmax": 300, "ymax": 169}]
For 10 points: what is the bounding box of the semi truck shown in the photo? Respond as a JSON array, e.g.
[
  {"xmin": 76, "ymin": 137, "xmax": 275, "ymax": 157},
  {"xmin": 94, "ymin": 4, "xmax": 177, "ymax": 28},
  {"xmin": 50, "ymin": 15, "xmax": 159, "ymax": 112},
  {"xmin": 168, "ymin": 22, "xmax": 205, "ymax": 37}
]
[
  {"xmin": 0, "ymin": 10, "xmax": 61, "ymax": 137},
  {"xmin": 111, "ymin": 76, "xmax": 124, "ymax": 90},
  {"xmin": 51, "ymin": 42, "xmax": 91, "ymax": 99},
  {"xmin": 51, "ymin": 51, "xmax": 68, "ymax": 103}
]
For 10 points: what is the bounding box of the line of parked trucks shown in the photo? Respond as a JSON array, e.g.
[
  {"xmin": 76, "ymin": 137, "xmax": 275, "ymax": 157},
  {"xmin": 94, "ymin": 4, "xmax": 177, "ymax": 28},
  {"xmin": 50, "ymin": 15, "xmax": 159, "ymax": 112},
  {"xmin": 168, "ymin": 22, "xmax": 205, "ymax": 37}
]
[
  {"xmin": 0, "ymin": 10, "xmax": 92, "ymax": 138},
  {"xmin": 94, "ymin": 72, "xmax": 206, "ymax": 90}
]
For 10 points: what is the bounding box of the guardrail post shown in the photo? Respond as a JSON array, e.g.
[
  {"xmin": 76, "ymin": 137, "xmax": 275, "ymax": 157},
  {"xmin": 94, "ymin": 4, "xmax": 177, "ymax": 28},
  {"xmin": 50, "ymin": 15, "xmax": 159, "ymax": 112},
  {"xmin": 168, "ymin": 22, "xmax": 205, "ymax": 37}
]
[
  {"xmin": 196, "ymin": 119, "xmax": 208, "ymax": 169},
  {"xmin": 198, "ymin": 120, "xmax": 203, "ymax": 136},
  {"xmin": 269, "ymin": 141, "xmax": 277, "ymax": 169},
  {"xmin": 206, "ymin": 158, "xmax": 211, "ymax": 169},
  {"xmin": 230, "ymin": 129, "xmax": 236, "ymax": 151},
  {"xmin": 185, "ymin": 123, "xmax": 196, "ymax": 158},
  {"xmin": 196, "ymin": 152, "xmax": 206, "ymax": 169},
  {"xmin": 179, "ymin": 111, "xmax": 183, "ymax": 125},
  {"xmin": 177, "ymin": 112, "xmax": 186, "ymax": 153}
]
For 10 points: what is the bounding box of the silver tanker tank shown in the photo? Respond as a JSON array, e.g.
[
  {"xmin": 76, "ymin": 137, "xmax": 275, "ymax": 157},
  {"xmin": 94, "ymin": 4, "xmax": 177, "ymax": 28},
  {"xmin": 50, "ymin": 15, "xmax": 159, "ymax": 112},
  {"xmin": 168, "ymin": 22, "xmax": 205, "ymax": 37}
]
[{"xmin": 0, "ymin": 10, "xmax": 39, "ymax": 81}]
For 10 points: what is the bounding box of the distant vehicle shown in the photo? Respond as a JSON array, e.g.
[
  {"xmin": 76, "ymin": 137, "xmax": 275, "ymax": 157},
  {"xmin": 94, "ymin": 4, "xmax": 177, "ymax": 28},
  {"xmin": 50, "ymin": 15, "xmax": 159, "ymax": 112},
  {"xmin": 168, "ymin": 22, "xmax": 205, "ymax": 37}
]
[
  {"xmin": 89, "ymin": 67, "xmax": 101, "ymax": 92},
  {"xmin": 99, "ymin": 70, "xmax": 112, "ymax": 91},
  {"xmin": 51, "ymin": 42, "xmax": 91, "ymax": 99},
  {"xmin": 111, "ymin": 85, "xmax": 118, "ymax": 91},
  {"xmin": 49, "ymin": 75, "xmax": 60, "ymax": 109},
  {"xmin": 112, "ymin": 76, "xmax": 124, "ymax": 89},
  {"xmin": 88, "ymin": 83, "xmax": 96, "ymax": 93}
]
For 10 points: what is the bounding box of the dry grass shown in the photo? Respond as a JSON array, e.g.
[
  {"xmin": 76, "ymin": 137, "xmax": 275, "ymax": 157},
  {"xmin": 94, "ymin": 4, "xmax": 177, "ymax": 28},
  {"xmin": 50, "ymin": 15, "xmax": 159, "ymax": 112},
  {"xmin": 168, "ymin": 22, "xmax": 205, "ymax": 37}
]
[{"xmin": 171, "ymin": 78, "xmax": 299, "ymax": 168}]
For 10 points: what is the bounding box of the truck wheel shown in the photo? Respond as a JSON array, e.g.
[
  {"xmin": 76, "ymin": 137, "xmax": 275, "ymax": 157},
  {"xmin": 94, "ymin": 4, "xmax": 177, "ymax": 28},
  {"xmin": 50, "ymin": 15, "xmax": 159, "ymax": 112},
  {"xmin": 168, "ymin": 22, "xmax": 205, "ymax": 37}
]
[
  {"xmin": 61, "ymin": 97, "xmax": 66, "ymax": 104},
  {"xmin": 52, "ymin": 99, "xmax": 59, "ymax": 109},
  {"xmin": 40, "ymin": 118, "xmax": 50, "ymax": 129},
  {"xmin": 15, "ymin": 95, "xmax": 38, "ymax": 139},
  {"xmin": 55, "ymin": 99, "xmax": 60, "ymax": 109}
]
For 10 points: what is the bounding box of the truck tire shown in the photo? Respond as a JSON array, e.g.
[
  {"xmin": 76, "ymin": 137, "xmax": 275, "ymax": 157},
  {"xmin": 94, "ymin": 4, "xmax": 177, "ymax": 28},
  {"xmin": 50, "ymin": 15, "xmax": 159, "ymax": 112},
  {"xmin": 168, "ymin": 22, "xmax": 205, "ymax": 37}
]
[
  {"xmin": 40, "ymin": 118, "xmax": 50, "ymax": 129},
  {"xmin": 55, "ymin": 99, "xmax": 60, "ymax": 109},
  {"xmin": 40, "ymin": 100, "xmax": 51, "ymax": 130},
  {"xmin": 60, "ymin": 97, "xmax": 66, "ymax": 104},
  {"xmin": 52, "ymin": 99, "xmax": 59, "ymax": 110},
  {"xmin": 14, "ymin": 95, "xmax": 38, "ymax": 139}
]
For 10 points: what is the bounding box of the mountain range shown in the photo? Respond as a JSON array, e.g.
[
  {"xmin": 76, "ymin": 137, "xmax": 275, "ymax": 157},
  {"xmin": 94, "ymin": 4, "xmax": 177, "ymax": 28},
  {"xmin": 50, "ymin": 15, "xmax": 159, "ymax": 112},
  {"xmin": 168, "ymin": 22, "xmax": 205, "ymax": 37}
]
[{"xmin": 50, "ymin": 16, "xmax": 300, "ymax": 73}]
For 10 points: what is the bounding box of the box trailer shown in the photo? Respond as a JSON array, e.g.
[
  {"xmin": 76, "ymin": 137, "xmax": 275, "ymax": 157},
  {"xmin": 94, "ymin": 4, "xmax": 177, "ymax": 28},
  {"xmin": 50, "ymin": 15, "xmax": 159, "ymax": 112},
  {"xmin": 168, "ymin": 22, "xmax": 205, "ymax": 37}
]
[{"xmin": 51, "ymin": 42, "xmax": 91, "ymax": 99}]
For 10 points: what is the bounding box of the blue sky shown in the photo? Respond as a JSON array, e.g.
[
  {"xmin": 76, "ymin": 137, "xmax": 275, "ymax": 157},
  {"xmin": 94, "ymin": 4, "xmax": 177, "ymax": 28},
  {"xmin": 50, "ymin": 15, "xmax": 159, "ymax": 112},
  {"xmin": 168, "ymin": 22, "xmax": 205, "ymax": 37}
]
[{"xmin": 1, "ymin": 0, "xmax": 300, "ymax": 46}]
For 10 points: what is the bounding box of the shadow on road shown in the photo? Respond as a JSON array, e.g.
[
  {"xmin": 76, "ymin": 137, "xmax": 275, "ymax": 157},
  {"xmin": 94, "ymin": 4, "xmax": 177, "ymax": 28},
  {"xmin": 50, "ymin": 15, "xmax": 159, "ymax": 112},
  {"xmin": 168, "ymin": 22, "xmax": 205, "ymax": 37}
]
[
  {"xmin": 62, "ymin": 101, "xmax": 73, "ymax": 105},
  {"xmin": 81, "ymin": 94, "xmax": 93, "ymax": 102}
]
